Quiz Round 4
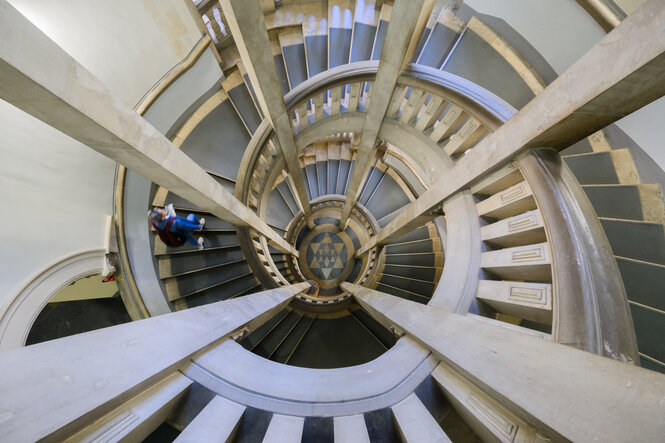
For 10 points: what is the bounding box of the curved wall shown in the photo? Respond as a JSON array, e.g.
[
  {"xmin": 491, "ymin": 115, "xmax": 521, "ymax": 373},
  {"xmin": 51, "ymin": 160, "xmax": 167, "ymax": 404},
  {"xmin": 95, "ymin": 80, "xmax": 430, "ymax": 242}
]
[{"xmin": 8, "ymin": 0, "xmax": 202, "ymax": 107}]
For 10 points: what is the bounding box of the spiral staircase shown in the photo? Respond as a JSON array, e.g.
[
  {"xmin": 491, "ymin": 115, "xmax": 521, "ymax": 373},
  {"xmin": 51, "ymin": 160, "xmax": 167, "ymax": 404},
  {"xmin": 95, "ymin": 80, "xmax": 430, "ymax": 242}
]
[{"xmin": 1, "ymin": 0, "xmax": 665, "ymax": 442}]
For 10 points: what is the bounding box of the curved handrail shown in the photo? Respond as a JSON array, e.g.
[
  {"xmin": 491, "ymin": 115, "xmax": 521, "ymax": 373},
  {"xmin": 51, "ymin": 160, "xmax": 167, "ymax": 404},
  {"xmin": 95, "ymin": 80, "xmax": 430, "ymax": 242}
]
[
  {"xmin": 400, "ymin": 64, "xmax": 517, "ymax": 126},
  {"xmin": 517, "ymin": 148, "xmax": 639, "ymax": 362}
]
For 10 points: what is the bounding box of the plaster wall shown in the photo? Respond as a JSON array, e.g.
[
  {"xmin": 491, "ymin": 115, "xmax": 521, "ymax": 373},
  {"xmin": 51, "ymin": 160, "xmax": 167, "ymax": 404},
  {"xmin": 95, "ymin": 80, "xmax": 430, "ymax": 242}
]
[
  {"xmin": 0, "ymin": 99, "xmax": 115, "ymax": 309},
  {"xmin": 0, "ymin": 1, "xmax": 204, "ymax": 316},
  {"xmin": 465, "ymin": 0, "xmax": 665, "ymax": 177},
  {"xmin": 8, "ymin": 0, "xmax": 202, "ymax": 107}
]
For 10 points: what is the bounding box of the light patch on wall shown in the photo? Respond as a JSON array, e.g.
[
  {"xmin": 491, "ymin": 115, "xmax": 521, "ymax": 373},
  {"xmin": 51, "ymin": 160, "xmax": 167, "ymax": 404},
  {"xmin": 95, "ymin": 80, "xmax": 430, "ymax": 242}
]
[
  {"xmin": 50, "ymin": 275, "xmax": 118, "ymax": 303},
  {"xmin": 613, "ymin": 0, "xmax": 646, "ymax": 15}
]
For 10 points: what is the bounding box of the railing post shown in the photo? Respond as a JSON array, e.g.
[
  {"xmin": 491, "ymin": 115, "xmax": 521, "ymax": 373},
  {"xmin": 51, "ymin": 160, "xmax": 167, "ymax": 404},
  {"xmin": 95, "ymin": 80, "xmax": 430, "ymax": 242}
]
[{"xmin": 516, "ymin": 148, "xmax": 639, "ymax": 362}]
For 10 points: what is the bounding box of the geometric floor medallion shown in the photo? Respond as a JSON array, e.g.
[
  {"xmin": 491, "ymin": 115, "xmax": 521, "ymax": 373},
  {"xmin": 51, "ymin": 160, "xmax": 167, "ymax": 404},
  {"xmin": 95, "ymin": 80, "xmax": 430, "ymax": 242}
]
[{"xmin": 306, "ymin": 231, "xmax": 347, "ymax": 281}]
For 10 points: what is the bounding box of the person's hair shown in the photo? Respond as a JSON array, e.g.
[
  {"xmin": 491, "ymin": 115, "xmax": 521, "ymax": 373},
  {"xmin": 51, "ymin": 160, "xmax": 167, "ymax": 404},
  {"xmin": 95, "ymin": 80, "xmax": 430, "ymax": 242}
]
[{"xmin": 147, "ymin": 208, "xmax": 161, "ymax": 224}]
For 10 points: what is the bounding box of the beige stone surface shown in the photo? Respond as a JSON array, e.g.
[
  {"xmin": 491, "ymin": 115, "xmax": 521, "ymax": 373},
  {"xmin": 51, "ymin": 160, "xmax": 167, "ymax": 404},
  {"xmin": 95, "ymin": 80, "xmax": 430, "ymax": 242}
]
[
  {"xmin": 175, "ymin": 396, "xmax": 245, "ymax": 443},
  {"xmin": 66, "ymin": 372, "xmax": 191, "ymax": 443},
  {"xmin": 263, "ymin": 414, "xmax": 304, "ymax": 442},
  {"xmin": 340, "ymin": 0, "xmax": 430, "ymax": 226},
  {"xmin": 481, "ymin": 209, "xmax": 546, "ymax": 247},
  {"xmin": 359, "ymin": 1, "xmax": 665, "ymax": 253},
  {"xmin": 481, "ymin": 242, "xmax": 552, "ymax": 281},
  {"xmin": 347, "ymin": 284, "xmax": 665, "ymax": 442},
  {"xmin": 0, "ymin": 284, "xmax": 305, "ymax": 441},
  {"xmin": 476, "ymin": 280, "xmax": 552, "ymax": 324},
  {"xmin": 475, "ymin": 181, "xmax": 536, "ymax": 219},
  {"xmin": 334, "ymin": 414, "xmax": 371, "ymax": 443},
  {"xmin": 392, "ymin": 393, "xmax": 452, "ymax": 442},
  {"xmin": 0, "ymin": 1, "xmax": 296, "ymax": 255},
  {"xmin": 432, "ymin": 363, "xmax": 543, "ymax": 443},
  {"xmin": 219, "ymin": 0, "xmax": 314, "ymax": 227}
]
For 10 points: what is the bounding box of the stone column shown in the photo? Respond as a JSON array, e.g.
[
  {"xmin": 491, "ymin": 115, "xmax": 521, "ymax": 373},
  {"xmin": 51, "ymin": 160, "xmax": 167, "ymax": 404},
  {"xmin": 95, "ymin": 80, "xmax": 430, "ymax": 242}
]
[
  {"xmin": 344, "ymin": 283, "xmax": 665, "ymax": 442},
  {"xmin": 339, "ymin": 0, "xmax": 434, "ymax": 228},
  {"xmin": 0, "ymin": 1, "xmax": 297, "ymax": 256},
  {"xmin": 357, "ymin": 0, "xmax": 665, "ymax": 255},
  {"xmin": 219, "ymin": 0, "xmax": 315, "ymax": 228}
]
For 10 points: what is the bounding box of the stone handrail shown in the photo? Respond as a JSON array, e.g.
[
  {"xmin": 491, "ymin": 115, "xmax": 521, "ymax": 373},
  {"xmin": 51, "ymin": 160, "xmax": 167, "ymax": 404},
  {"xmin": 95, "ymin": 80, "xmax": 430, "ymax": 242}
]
[{"xmin": 517, "ymin": 148, "xmax": 639, "ymax": 361}]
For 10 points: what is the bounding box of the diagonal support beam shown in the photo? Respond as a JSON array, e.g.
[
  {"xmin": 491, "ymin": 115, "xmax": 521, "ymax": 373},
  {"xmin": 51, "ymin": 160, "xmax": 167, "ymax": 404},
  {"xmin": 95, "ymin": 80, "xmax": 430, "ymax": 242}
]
[
  {"xmin": 357, "ymin": 0, "xmax": 665, "ymax": 255},
  {"xmin": 0, "ymin": 1, "xmax": 297, "ymax": 256},
  {"xmin": 343, "ymin": 283, "xmax": 665, "ymax": 442},
  {"xmin": 340, "ymin": 0, "xmax": 434, "ymax": 228},
  {"xmin": 0, "ymin": 283, "xmax": 309, "ymax": 442},
  {"xmin": 219, "ymin": 0, "xmax": 315, "ymax": 228}
]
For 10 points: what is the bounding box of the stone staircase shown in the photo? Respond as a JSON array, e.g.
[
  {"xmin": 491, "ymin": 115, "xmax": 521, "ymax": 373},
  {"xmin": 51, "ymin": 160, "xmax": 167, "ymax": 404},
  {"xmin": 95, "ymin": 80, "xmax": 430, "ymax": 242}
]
[{"xmin": 116, "ymin": 0, "xmax": 665, "ymax": 440}]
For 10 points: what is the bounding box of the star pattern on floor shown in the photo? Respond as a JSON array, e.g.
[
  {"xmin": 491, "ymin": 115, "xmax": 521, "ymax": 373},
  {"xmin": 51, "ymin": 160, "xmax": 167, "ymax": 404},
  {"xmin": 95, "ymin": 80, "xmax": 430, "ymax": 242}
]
[{"xmin": 307, "ymin": 232, "xmax": 347, "ymax": 280}]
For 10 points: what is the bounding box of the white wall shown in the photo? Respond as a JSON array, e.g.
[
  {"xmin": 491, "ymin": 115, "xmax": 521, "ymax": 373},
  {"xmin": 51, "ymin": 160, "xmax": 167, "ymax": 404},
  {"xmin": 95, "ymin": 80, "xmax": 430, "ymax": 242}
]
[
  {"xmin": 0, "ymin": 100, "xmax": 116, "ymax": 307},
  {"xmin": 8, "ymin": 0, "xmax": 202, "ymax": 107},
  {"xmin": 465, "ymin": 0, "xmax": 665, "ymax": 176},
  {"xmin": 0, "ymin": 1, "xmax": 204, "ymax": 315}
]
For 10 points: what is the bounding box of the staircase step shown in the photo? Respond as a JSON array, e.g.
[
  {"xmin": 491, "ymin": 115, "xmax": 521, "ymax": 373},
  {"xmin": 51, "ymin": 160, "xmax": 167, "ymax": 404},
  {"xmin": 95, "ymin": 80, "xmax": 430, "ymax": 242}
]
[
  {"xmin": 442, "ymin": 117, "xmax": 486, "ymax": 156},
  {"xmin": 252, "ymin": 311, "xmax": 303, "ymax": 358},
  {"xmin": 349, "ymin": 0, "xmax": 378, "ymax": 62},
  {"xmin": 384, "ymin": 264, "xmax": 438, "ymax": 282},
  {"xmin": 365, "ymin": 171, "xmax": 412, "ymax": 221},
  {"xmin": 328, "ymin": 0, "xmax": 355, "ymax": 68},
  {"xmin": 68, "ymin": 373, "xmax": 191, "ymax": 443},
  {"xmin": 271, "ymin": 39, "xmax": 291, "ymax": 95},
  {"xmin": 617, "ymin": 257, "xmax": 665, "ymax": 311},
  {"xmin": 443, "ymin": 20, "xmax": 535, "ymax": 110},
  {"xmin": 174, "ymin": 396, "xmax": 245, "ymax": 443},
  {"xmin": 165, "ymin": 261, "xmax": 251, "ymax": 301},
  {"xmin": 416, "ymin": 6, "xmax": 462, "ymax": 68},
  {"xmin": 263, "ymin": 414, "xmax": 305, "ymax": 442},
  {"xmin": 351, "ymin": 308, "xmax": 396, "ymax": 349},
  {"xmin": 476, "ymin": 181, "xmax": 537, "ymax": 219},
  {"xmin": 582, "ymin": 184, "xmax": 665, "ymax": 223},
  {"xmin": 158, "ymin": 246, "xmax": 244, "ymax": 278},
  {"xmin": 562, "ymin": 149, "xmax": 639, "ymax": 185},
  {"xmin": 272, "ymin": 315, "xmax": 314, "ymax": 363},
  {"xmin": 392, "ymin": 393, "xmax": 451, "ymax": 442},
  {"xmin": 376, "ymin": 283, "xmax": 431, "ymax": 304},
  {"xmin": 600, "ymin": 218, "xmax": 665, "ymax": 265},
  {"xmin": 221, "ymin": 69, "xmax": 261, "ymax": 134},
  {"xmin": 242, "ymin": 309, "xmax": 290, "ymax": 350},
  {"xmin": 385, "ymin": 252, "xmax": 442, "ymax": 267},
  {"xmin": 470, "ymin": 163, "xmax": 524, "ymax": 196},
  {"xmin": 177, "ymin": 97, "xmax": 251, "ymax": 181},
  {"xmin": 303, "ymin": 11, "xmax": 328, "ymax": 77},
  {"xmin": 266, "ymin": 189, "xmax": 295, "ymax": 229},
  {"xmin": 390, "ymin": 225, "xmax": 432, "ymax": 243},
  {"xmin": 432, "ymin": 363, "xmax": 541, "ymax": 442},
  {"xmin": 481, "ymin": 209, "xmax": 546, "ymax": 248},
  {"xmin": 370, "ymin": 4, "xmax": 391, "ymax": 60},
  {"xmin": 334, "ymin": 414, "xmax": 371, "ymax": 442},
  {"xmin": 477, "ymin": 280, "xmax": 552, "ymax": 325},
  {"xmin": 379, "ymin": 274, "xmax": 435, "ymax": 297},
  {"xmin": 481, "ymin": 242, "xmax": 552, "ymax": 281},
  {"xmin": 385, "ymin": 238, "xmax": 434, "ymax": 254},
  {"xmin": 629, "ymin": 303, "xmax": 665, "ymax": 370},
  {"xmin": 179, "ymin": 274, "xmax": 259, "ymax": 309},
  {"xmin": 154, "ymin": 231, "xmax": 239, "ymax": 255}
]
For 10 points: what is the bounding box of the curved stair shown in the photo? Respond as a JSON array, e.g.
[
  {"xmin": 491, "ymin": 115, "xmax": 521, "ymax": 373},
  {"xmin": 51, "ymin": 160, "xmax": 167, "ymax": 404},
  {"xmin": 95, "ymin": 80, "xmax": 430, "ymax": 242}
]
[{"xmin": 118, "ymin": 0, "xmax": 665, "ymax": 441}]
